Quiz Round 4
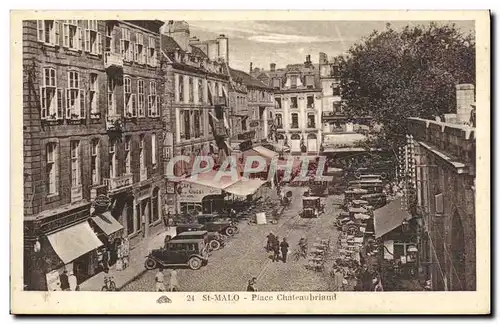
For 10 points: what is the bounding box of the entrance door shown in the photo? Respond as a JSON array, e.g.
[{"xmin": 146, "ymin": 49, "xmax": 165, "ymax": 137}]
[
  {"xmin": 307, "ymin": 133, "xmax": 318, "ymax": 152},
  {"xmin": 290, "ymin": 134, "xmax": 301, "ymax": 152}
]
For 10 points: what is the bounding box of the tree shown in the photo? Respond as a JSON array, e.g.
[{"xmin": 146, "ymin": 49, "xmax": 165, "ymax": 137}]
[{"xmin": 338, "ymin": 22, "xmax": 475, "ymax": 148}]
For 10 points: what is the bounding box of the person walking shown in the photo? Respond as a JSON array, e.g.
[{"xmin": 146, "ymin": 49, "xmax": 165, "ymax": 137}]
[
  {"xmin": 59, "ymin": 270, "xmax": 70, "ymax": 291},
  {"xmin": 68, "ymin": 271, "xmax": 78, "ymax": 291},
  {"xmin": 280, "ymin": 238, "xmax": 289, "ymax": 263},
  {"xmin": 266, "ymin": 232, "xmax": 276, "ymax": 252},
  {"xmin": 155, "ymin": 268, "xmax": 166, "ymax": 292},
  {"xmin": 246, "ymin": 277, "xmax": 257, "ymax": 291},
  {"xmin": 169, "ymin": 269, "xmax": 179, "ymax": 292},
  {"xmin": 272, "ymin": 236, "xmax": 280, "ymax": 262}
]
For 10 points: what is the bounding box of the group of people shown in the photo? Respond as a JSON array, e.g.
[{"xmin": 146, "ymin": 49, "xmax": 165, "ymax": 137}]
[
  {"xmin": 154, "ymin": 268, "xmax": 179, "ymax": 292},
  {"xmin": 59, "ymin": 269, "xmax": 79, "ymax": 291},
  {"xmin": 266, "ymin": 232, "xmax": 289, "ymax": 263},
  {"xmin": 97, "ymin": 236, "xmax": 130, "ymax": 273}
]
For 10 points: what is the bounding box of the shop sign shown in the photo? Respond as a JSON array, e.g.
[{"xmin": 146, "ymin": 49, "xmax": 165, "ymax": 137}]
[
  {"xmin": 137, "ymin": 186, "xmax": 151, "ymax": 201},
  {"xmin": 166, "ymin": 182, "xmax": 176, "ymax": 194},
  {"xmin": 94, "ymin": 194, "xmax": 111, "ymax": 209},
  {"xmin": 177, "ymin": 182, "xmax": 222, "ymax": 203},
  {"xmin": 249, "ymin": 120, "xmax": 259, "ymax": 127}
]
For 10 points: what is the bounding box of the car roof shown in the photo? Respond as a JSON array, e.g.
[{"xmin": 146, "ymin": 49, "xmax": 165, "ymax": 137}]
[
  {"xmin": 303, "ymin": 196, "xmax": 320, "ymax": 200},
  {"xmin": 176, "ymin": 224, "xmax": 205, "ymax": 228},
  {"xmin": 167, "ymin": 238, "xmax": 204, "ymax": 244},
  {"xmin": 177, "ymin": 231, "xmax": 208, "ymax": 236}
]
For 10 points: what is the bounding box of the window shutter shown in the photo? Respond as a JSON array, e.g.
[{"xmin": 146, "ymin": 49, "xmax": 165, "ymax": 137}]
[
  {"xmin": 148, "ymin": 96, "xmax": 152, "ymax": 116},
  {"xmin": 143, "ymin": 47, "xmax": 147, "ymax": 65},
  {"xmin": 57, "ymin": 88, "xmax": 64, "ymax": 119},
  {"xmin": 155, "ymin": 96, "xmax": 160, "ymax": 116},
  {"xmin": 66, "ymin": 89, "xmax": 72, "ymax": 118},
  {"xmin": 128, "ymin": 42, "xmax": 134, "ymax": 62},
  {"xmin": 40, "ymin": 87, "xmax": 47, "ymax": 119},
  {"xmin": 97, "ymin": 32, "xmax": 102, "ymax": 55},
  {"xmin": 77, "ymin": 27, "xmax": 83, "ymax": 51},
  {"xmin": 54, "ymin": 21, "xmax": 60, "ymax": 46},
  {"xmin": 132, "ymin": 94, "xmax": 137, "ymax": 117},
  {"xmin": 37, "ymin": 20, "xmax": 44, "ymax": 42},
  {"xmin": 80, "ymin": 90, "xmax": 86, "ymax": 119},
  {"xmin": 134, "ymin": 43, "xmax": 138, "ymax": 62},
  {"xmin": 63, "ymin": 23, "xmax": 69, "ymax": 47},
  {"xmin": 435, "ymin": 193, "xmax": 444, "ymax": 214},
  {"xmin": 84, "ymin": 29, "xmax": 90, "ymax": 52},
  {"xmin": 120, "ymin": 39, "xmax": 125, "ymax": 58}
]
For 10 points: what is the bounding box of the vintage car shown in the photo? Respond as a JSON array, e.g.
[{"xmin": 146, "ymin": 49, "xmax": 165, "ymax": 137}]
[
  {"xmin": 196, "ymin": 214, "xmax": 239, "ymax": 237},
  {"xmin": 175, "ymin": 228, "xmax": 225, "ymax": 251},
  {"xmin": 300, "ymin": 197, "xmax": 325, "ymax": 218},
  {"xmin": 144, "ymin": 238, "xmax": 209, "ymax": 270},
  {"xmin": 344, "ymin": 188, "xmax": 369, "ymax": 205}
]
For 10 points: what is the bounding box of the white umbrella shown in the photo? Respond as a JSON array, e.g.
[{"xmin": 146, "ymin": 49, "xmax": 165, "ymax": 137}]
[{"xmin": 354, "ymin": 213, "xmax": 370, "ymax": 220}]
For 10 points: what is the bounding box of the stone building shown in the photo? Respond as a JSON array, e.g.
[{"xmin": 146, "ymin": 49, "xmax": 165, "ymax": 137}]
[
  {"xmin": 407, "ymin": 84, "xmax": 476, "ymax": 291},
  {"xmin": 23, "ymin": 19, "xmax": 165, "ymax": 290},
  {"xmin": 228, "ymin": 68, "xmax": 274, "ymax": 150},
  {"xmin": 160, "ymin": 21, "xmax": 231, "ymax": 214}
]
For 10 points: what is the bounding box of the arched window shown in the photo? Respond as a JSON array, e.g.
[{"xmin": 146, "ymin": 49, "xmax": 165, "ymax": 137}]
[
  {"xmin": 276, "ymin": 133, "xmax": 285, "ymax": 140},
  {"xmin": 291, "ymin": 133, "xmax": 301, "ymax": 140},
  {"xmin": 307, "ymin": 133, "xmax": 317, "ymax": 139}
]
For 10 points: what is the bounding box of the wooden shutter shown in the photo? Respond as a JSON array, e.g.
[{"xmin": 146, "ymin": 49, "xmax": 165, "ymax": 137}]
[
  {"xmin": 143, "ymin": 46, "xmax": 147, "ymax": 65},
  {"xmin": 155, "ymin": 96, "xmax": 160, "ymax": 116},
  {"xmin": 132, "ymin": 94, "xmax": 137, "ymax": 117},
  {"xmin": 40, "ymin": 87, "xmax": 47, "ymax": 119},
  {"xmin": 120, "ymin": 39, "xmax": 125, "ymax": 58},
  {"xmin": 148, "ymin": 95, "xmax": 152, "ymax": 116},
  {"xmin": 56, "ymin": 88, "xmax": 64, "ymax": 119},
  {"xmin": 134, "ymin": 43, "xmax": 138, "ymax": 62},
  {"xmin": 97, "ymin": 32, "xmax": 102, "ymax": 55},
  {"xmin": 435, "ymin": 193, "xmax": 444, "ymax": 214},
  {"xmin": 77, "ymin": 27, "xmax": 83, "ymax": 51},
  {"xmin": 37, "ymin": 20, "xmax": 44, "ymax": 42},
  {"xmin": 54, "ymin": 21, "xmax": 60, "ymax": 46},
  {"xmin": 65, "ymin": 89, "xmax": 72, "ymax": 118},
  {"xmin": 63, "ymin": 23, "xmax": 69, "ymax": 47},
  {"xmin": 128, "ymin": 42, "xmax": 134, "ymax": 62},
  {"xmin": 80, "ymin": 90, "xmax": 86, "ymax": 119},
  {"xmin": 84, "ymin": 29, "xmax": 90, "ymax": 52}
]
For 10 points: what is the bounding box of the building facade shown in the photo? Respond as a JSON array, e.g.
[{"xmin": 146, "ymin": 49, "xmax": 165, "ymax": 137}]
[
  {"xmin": 160, "ymin": 21, "xmax": 231, "ymax": 214},
  {"xmin": 23, "ymin": 19, "xmax": 165, "ymax": 290},
  {"xmin": 229, "ymin": 68, "xmax": 274, "ymax": 150},
  {"xmin": 407, "ymin": 85, "xmax": 476, "ymax": 291}
]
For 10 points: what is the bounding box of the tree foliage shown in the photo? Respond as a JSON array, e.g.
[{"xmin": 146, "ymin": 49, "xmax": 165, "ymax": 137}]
[{"xmin": 338, "ymin": 22, "xmax": 475, "ymax": 147}]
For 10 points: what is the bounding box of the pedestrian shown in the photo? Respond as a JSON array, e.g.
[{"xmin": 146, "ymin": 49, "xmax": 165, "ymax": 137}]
[
  {"xmin": 169, "ymin": 269, "xmax": 179, "ymax": 292},
  {"xmin": 246, "ymin": 277, "xmax": 257, "ymax": 291},
  {"xmin": 68, "ymin": 271, "xmax": 77, "ymax": 291},
  {"xmin": 266, "ymin": 232, "xmax": 276, "ymax": 252},
  {"xmin": 59, "ymin": 270, "xmax": 70, "ymax": 291},
  {"xmin": 272, "ymin": 236, "xmax": 280, "ymax": 262},
  {"xmin": 122, "ymin": 237, "xmax": 130, "ymax": 269},
  {"xmin": 280, "ymin": 238, "xmax": 289, "ymax": 263},
  {"xmin": 155, "ymin": 268, "xmax": 166, "ymax": 292}
]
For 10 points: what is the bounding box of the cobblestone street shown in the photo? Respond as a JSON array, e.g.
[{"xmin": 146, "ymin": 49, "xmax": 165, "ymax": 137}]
[{"xmin": 121, "ymin": 186, "xmax": 343, "ymax": 292}]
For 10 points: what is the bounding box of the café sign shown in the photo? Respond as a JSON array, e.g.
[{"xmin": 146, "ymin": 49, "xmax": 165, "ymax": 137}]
[
  {"xmin": 249, "ymin": 120, "xmax": 259, "ymax": 127},
  {"xmin": 177, "ymin": 182, "xmax": 222, "ymax": 203}
]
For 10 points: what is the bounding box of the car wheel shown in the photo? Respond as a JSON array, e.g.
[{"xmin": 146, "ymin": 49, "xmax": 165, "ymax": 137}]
[
  {"xmin": 380, "ymin": 172, "xmax": 388, "ymax": 180},
  {"xmin": 188, "ymin": 257, "xmax": 203, "ymax": 270},
  {"xmin": 209, "ymin": 240, "xmax": 221, "ymax": 251},
  {"xmin": 354, "ymin": 172, "xmax": 361, "ymax": 179},
  {"xmin": 225, "ymin": 227, "xmax": 235, "ymax": 236},
  {"xmin": 144, "ymin": 257, "xmax": 157, "ymax": 270}
]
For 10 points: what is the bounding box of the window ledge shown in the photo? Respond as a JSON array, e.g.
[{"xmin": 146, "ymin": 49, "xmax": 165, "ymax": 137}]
[{"xmin": 46, "ymin": 193, "xmax": 59, "ymax": 199}]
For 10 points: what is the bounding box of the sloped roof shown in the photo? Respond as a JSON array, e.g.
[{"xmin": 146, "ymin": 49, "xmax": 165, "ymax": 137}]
[{"xmin": 229, "ymin": 68, "xmax": 271, "ymax": 90}]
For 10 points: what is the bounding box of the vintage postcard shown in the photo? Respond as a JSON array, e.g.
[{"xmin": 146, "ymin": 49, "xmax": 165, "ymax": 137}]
[{"xmin": 10, "ymin": 10, "xmax": 490, "ymax": 314}]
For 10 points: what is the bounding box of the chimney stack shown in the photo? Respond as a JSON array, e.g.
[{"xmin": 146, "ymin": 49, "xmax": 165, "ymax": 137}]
[
  {"xmin": 164, "ymin": 20, "xmax": 190, "ymax": 52},
  {"xmin": 270, "ymin": 63, "xmax": 276, "ymax": 72},
  {"xmin": 216, "ymin": 34, "xmax": 229, "ymax": 64},
  {"xmin": 456, "ymin": 84, "xmax": 475, "ymax": 124},
  {"xmin": 304, "ymin": 54, "xmax": 312, "ymax": 67},
  {"xmin": 250, "ymin": 62, "xmax": 253, "ymax": 73},
  {"xmin": 319, "ymin": 52, "xmax": 328, "ymax": 65}
]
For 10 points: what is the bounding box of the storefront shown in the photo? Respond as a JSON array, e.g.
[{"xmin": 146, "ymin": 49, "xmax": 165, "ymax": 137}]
[{"xmin": 177, "ymin": 180, "xmax": 224, "ymax": 214}]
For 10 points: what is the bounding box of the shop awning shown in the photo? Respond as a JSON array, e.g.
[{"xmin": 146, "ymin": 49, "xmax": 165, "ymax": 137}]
[
  {"xmin": 183, "ymin": 169, "xmax": 241, "ymax": 190},
  {"xmin": 91, "ymin": 211, "xmax": 124, "ymax": 237},
  {"xmin": 224, "ymin": 178, "xmax": 267, "ymax": 196},
  {"xmin": 47, "ymin": 222, "xmax": 103, "ymax": 264},
  {"xmin": 270, "ymin": 142, "xmax": 291, "ymax": 153},
  {"xmin": 253, "ymin": 146, "xmax": 279, "ymax": 159},
  {"xmin": 374, "ymin": 198, "xmax": 411, "ymax": 239}
]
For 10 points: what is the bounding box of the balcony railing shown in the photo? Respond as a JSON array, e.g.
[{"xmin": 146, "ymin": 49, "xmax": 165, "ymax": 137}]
[
  {"xmin": 104, "ymin": 51, "xmax": 123, "ymax": 70},
  {"xmin": 104, "ymin": 174, "xmax": 133, "ymax": 193},
  {"xmin": 70, "ymin": 185, "xmax": 83, "ymax": 203},
  {"xmin": 140, "ymin": 168, "xmax": 148, "ymax": 182}
]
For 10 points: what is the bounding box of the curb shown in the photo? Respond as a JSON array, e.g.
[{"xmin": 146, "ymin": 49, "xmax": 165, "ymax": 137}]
[{"xmin": 117, "ymin": 268, "xmax": 148, "ymax": 291}]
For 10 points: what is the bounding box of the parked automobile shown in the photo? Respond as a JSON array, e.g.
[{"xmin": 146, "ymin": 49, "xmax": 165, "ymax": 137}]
[
  {"xmin": 196, "ymin": 214, "xmax": 239, "ymax": 236},
  {"xmin": 144, "ymin": 238, "xmax": 209, "ymax": 271},
  {"xmin": 360, "ymin": 193, "xmax": 387, "ymax": 209},
  {"xmin": 175, "ymin": 228, "xmax": 225, "ymax": 251},
  {"xmin": 300, "ymin": 197, "xmax": 325, "ymax": 218}
]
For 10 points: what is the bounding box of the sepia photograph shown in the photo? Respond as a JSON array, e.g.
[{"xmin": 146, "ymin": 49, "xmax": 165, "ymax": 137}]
[{"xmin": 10, "ymin": 10, "xmax": 490, "ymax": 314}]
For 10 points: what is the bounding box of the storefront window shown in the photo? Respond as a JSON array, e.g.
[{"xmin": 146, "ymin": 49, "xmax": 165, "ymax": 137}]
[{"xmin": 126, "ymin": 203, "xmax": 134, "ymax": 236}]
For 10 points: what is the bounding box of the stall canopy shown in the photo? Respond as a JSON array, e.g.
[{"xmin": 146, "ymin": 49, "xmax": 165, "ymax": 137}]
[
  {"xmin": 47, "ymin": 222, "xmax": 103, "ymax": 264},
  {"xmin": 243, "ymin": 145, "xmax": 278, "ymax": 162},
  {"xmin": 374, "ymin": 198, "xmax": 411, "ymax": 239},
  {"xmin": 91, "ymin": 211, "xmax": 124, "ymax": 237},
  {"xmin": 224, "ymin": 178, "xmax": 267, "ymax": 196},
  {"xmin": 269, "ymin": 142, "xmax": 291, "ymax": 153}
]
